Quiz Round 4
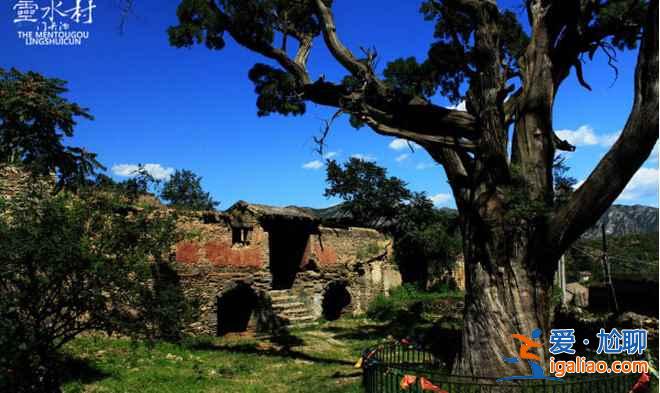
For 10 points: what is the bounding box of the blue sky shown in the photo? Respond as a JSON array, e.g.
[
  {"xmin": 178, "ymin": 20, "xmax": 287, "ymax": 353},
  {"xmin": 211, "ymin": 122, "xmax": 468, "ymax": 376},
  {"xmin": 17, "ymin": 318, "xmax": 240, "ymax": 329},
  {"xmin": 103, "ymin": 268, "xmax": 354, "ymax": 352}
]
[{"xmin": 3, "ymin": 0, "xmax": 658, "ymax": 209}]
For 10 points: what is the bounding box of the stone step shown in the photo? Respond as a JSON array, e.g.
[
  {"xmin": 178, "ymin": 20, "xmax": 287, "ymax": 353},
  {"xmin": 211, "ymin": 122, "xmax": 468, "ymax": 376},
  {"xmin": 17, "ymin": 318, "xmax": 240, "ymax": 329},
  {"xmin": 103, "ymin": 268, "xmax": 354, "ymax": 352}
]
[
  {"xmin": 271, "ymin": 297, "xmax": 297, "ymax": 304},
  {"xmin": 269, "ymin": 292, "xmax": 297, "ymax": 301},
  {"xmin": 284, "ymin": 315, "xmax": 316, "ymax": 325},
  {"xmin": 272, "ymin": 301, "xmax": 305, "ymax": 309},
  {"xmin": 268, "ymin": 290, "xmax": 290, "ymax": 295},
  {"xmin": 278, "ymin": 309, "xmax": 311, "ymax": 318}
]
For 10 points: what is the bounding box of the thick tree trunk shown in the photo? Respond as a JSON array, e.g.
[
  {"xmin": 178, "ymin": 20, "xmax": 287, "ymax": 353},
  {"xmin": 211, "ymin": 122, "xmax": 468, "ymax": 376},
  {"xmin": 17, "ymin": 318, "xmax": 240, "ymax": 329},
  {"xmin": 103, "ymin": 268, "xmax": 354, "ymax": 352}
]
[{"xmin": 453, "ymin": 224, "xmax": 554, "ymax": 377}]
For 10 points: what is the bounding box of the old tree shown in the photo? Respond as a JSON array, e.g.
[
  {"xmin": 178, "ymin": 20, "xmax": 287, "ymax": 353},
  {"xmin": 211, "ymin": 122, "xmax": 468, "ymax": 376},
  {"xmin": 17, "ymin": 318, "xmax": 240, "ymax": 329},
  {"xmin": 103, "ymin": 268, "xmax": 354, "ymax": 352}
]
[{"xmin": 167, "ymin": 0, "xmax": 658, "ymax": 375}]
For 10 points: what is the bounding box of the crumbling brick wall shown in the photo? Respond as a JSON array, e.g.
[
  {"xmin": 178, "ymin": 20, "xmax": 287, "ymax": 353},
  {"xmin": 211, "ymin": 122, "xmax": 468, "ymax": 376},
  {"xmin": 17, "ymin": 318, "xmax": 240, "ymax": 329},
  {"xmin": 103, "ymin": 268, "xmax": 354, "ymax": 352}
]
[{"xmin": 173, "ymin": 212, "xmax": 402, "ymax": 335}]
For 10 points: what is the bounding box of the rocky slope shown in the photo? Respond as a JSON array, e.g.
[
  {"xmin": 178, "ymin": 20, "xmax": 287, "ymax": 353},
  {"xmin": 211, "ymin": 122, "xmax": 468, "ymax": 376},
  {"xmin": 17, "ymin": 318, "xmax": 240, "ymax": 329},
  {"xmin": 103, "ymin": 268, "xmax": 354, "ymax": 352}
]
[{"xmin": 582, "ymin": 204, "xmax": 658, "ymax": 238}]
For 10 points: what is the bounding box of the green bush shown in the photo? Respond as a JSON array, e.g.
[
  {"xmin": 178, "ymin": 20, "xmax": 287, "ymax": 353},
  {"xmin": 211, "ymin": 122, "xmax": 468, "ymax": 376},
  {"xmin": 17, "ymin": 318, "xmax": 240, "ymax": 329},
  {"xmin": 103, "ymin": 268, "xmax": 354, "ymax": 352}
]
[
  {"xmin": 0, "ymin": 189, "xmax": 196, "ymax": 392},
  {"xmin": 366, "ymin": 284, "xmax": 461, "ymax": 321}
]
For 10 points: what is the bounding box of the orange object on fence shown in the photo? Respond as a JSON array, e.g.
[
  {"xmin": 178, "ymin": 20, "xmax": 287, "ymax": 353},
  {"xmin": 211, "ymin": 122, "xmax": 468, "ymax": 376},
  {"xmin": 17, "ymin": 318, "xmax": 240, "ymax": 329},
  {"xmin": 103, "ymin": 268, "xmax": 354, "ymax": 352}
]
[
  {"xmin": 419, "ymin": 377, "xmax": 448, "ymax": 392},
  {"xmin": 630, "ymin": 373, "xmax": 650, "ymax": 393},
  {"xmin": 400, "ymin": 375, "xmax": 417, "ymax": 390}
]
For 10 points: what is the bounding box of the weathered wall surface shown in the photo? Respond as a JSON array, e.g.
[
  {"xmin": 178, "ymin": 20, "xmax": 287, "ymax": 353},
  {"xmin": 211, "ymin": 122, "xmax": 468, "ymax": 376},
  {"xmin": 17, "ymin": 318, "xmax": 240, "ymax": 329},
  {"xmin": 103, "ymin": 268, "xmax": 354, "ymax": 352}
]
[{"xmin": 173, "ymin": 213, "xmax": 401, "ymax": 335}]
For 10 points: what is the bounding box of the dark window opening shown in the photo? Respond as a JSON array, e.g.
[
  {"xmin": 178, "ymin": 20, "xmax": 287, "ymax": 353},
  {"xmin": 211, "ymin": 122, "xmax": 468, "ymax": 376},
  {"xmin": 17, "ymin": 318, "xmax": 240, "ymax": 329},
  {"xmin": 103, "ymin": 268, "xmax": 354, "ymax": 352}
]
[
  {"xmin": 267, "ymin": 222, "xmax": 310, "ymax": 290},
  {"xmin": 216, "ymin": 282, "xmax": 258, "ymax": 335},
  {"xmin": 322, "ymin": 281, "xmax": 351, "ymax": 321},
  {"xmin": 232, "ymin": 227, "xmax": 251, "ymax": 246}
]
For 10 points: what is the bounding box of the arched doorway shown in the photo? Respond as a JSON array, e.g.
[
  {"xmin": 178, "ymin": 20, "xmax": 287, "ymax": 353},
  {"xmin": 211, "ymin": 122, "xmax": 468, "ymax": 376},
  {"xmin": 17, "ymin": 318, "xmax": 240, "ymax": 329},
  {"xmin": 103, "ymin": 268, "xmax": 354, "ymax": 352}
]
[
  {"xmin": 322, "ymin": 281, "xmax": 352, "ymax": 321},
  {"xmin": 216, "ymin": 282, "xmax": 258, "ymax": 335}
]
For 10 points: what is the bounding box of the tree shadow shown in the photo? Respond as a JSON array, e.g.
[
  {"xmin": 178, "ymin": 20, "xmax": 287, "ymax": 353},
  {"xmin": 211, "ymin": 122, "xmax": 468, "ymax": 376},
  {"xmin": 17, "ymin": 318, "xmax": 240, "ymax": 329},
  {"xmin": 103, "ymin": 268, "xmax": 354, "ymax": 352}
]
[
  {"xmin": 185, "ymin": 331, "xmax": 352, "ymax": 366},
  {"xmin": 58, "ymin": 355, "xmax": 110, "ymax": 386}
]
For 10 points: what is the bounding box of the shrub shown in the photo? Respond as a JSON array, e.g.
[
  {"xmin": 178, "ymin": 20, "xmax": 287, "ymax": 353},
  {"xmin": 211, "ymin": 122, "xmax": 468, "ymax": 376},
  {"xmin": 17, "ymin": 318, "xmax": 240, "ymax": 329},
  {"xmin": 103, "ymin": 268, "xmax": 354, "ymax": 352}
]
[
  {"xmin": 366, "ymin": 284, "xmax": 461, "ymax": 321},
  {"xmin": 0, "ymin": 188, "xmax": 195, "ymax": 392}
]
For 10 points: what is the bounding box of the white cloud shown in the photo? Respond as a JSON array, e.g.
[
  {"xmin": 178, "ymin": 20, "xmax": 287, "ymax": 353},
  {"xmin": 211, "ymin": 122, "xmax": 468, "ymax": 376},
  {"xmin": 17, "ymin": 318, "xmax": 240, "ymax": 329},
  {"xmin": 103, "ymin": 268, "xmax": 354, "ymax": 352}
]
[
  {"xmin": 302, "ymin": 160, "xmax": 324, "ymax": 170},
  {"xmin": 618, "ymin": 167, "xmax": 659, "ymax": 201},
  {"xmin": 416, "ymin": 162, "xmax": 434, "ymax": 170},
  {"xmin": 448, "ymin": 101, "xmax": 466, "ymax": 111},
  {"xmin": 430, "ymin": 193, "xmax": 452, "ymax": 206},
  {"xmin": 395, "ymin": 154, "xmax": 409, "ymax": 162},
  {"xmin": 600, "ymin": 131, "xmax": 621, "ymax": 147},
  {"xmin": 111, "ymin": 163, "xmax": 174, "ymax": 180},
  {"xmin": 556, "ymin": 125, "xmax": 599, "ymax": 146},
  {"xmin": 323, "ymin": 151, "xmax": 338, "ymax": 159},
  {"xmin": 388, "ymin": 138, "xmax": 418, "ymax": 151},
  {"xmin": 555, "ymin": 125, "xmax": 622, "ymax": 148},
  {"xmin": 351, "ymin": 153, "xmax": 376, "ymax": 161}
]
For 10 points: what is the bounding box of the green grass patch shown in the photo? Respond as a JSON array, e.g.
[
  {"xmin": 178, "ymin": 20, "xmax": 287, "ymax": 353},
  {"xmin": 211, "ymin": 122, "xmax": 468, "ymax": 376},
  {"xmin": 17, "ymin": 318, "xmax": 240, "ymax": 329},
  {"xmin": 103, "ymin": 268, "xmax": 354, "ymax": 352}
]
[
  {"xmin": 61, "ymin": 318, "xmax": 384, "ymax": 393},
  {"xmin": 366, "ymin": 283, "xmax": 463, "ymax": 322}
]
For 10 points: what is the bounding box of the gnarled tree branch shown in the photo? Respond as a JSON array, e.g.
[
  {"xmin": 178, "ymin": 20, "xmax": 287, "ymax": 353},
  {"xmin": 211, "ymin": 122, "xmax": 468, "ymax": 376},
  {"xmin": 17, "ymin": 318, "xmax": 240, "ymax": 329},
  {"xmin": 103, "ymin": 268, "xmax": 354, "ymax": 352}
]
[
  {"xmin": 547, "ymin": 0, "xmax": 658, "ymax": 254},
  {"xmin": 313, "ymin": 0, "xmax": 388, "ymax": 93}
]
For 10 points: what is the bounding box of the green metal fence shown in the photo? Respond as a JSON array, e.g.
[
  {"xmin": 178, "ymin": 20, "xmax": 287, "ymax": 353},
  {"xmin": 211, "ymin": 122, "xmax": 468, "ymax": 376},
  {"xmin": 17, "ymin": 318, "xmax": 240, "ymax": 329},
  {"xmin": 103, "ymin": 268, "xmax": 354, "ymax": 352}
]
[{"xmin": 362, "ymin": 342, "xmax": 639, "ymax": 393}]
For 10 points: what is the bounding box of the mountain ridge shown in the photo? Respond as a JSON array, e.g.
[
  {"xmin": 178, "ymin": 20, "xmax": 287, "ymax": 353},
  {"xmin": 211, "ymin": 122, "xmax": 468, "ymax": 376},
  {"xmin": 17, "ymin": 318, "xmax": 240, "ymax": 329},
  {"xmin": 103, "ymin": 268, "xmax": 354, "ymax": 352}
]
[{"xmin": 305, "ymin": 203, "xmax": 658, "ymax": 238}]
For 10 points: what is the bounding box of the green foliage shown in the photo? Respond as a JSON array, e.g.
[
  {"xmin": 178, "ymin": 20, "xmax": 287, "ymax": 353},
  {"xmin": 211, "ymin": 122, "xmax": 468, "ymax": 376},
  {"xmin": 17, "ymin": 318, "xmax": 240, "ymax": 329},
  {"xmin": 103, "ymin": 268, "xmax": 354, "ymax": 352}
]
[
  {"xmin": 0, "ymin": 68, "xmax": 102, "ymax": 188},
  {"xmin": 248, "ymin": 64, "xmax": 306, "ymax": 116},
  {"xmin": 324, "ymin": 157, "xmax": 412, "ymax": 227},
  {"xmin": 168, "ymin": 0, "xmax": 321, "ymax": 117},
  {"xmin": 383, "ymin": 57, "xmax": 437, "ymax": 98},
  {"xmin": 393, "ymin": 195, "xmax": 461, "ymax": 286},
  {"xmin": 89, "ymin": 167, "xmax": 160, "ymax": 203},
  {"xmin": 0, "ymin": 187, "xmax": 195, "ymax": 392},
  {"xmin": 553, "ymin": 155, "xmax": 577, "ymax": 206},
  {"xmin": 414, "ymin": 3, "xmax": 529, "ymax": 103},
  {"xmin": 503, "ymin": 164, "xmax": 549, "ymax": 229},
  {"xmin": 566, "ymin": 232, "xmax": 659, "ymax": 282},
  {"xmin": 366, "ymin": 284, "xmax": 462, "ymax": 322},
  {"xmin": 160, "ymin": 169, "xmax": 219, "ymax": 211},
  {"xmin": 325, "ymin": 159, "xmax": 461, "ymax": 287}
]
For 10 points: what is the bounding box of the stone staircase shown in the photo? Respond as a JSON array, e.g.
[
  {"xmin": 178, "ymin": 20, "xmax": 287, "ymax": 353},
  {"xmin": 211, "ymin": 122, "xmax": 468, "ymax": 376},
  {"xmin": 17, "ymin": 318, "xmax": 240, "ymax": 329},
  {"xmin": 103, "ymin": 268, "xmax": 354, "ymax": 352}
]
[{"xmin": 268, "ymin": 289, "xmax": 316, "ymax": 328}]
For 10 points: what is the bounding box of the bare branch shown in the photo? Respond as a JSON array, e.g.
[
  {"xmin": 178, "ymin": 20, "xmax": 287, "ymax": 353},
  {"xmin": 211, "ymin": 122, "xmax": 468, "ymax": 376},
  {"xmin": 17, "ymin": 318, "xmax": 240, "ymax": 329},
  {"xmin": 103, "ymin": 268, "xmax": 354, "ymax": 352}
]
[
  {"xmin": 360, "ymin": 114, "xmax": 478, "ymax": 150},
  {"xmin": 205, "ymin": 0, "xmax": 311, "ymax": 84},
  {"xmin": 313, "ymin": 0, "xmax": 387, "ymax": 93},
  {"xmin": 574, "ymin": 60, "xmax": 592, "ymax": 91},
  {"xmin": 313, "ymin": 109, "xmax": 343, "ymax": 156}
]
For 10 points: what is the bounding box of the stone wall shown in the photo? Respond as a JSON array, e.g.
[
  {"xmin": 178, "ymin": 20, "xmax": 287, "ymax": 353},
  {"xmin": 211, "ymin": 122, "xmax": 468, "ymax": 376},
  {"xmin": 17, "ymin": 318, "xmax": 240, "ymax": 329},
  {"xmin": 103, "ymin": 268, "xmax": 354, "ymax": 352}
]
[{"xmin": 173, "ymin": 212, "xmax": 401, "ymax": 335}]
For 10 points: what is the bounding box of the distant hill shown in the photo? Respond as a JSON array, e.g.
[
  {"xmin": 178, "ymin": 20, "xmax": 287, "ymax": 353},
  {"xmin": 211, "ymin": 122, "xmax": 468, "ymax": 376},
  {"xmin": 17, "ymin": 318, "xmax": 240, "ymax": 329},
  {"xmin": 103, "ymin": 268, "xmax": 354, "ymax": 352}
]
[
  {"xmin": 307, "ymin": 203, "xmax": 658, "ymax": 238},
  {"xmin": 582, "ymin": 204, "xmax": 659, "ymax": 239}
]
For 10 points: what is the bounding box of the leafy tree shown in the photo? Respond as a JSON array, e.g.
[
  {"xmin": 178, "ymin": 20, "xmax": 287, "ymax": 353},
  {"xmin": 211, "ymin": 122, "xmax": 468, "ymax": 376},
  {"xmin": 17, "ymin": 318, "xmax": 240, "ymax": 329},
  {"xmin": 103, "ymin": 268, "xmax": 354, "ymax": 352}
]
[
  {"xmin": 0, "ymin": 68, "xmax": 102, "ymax": 188},
  {"xmin": 325, "ymin": 158, "xmax": 411, "ymax": 227},
  {"xmin": 393, "ymin": 194, "xmax": 461, "ymax": 287},
  {"xmin": 160, "ymin": 169, "xmax": 219, "ymax": 210},
  {"xmin": 325, "ymin": 158, "xmax": 460, "ymax": 286},
  {"xmin": 0, "ymin": 182, "xmax": 194, "ymax": 393},
  {"xmin": 89, "ymin": 166, "xmax": 162, "ymax": 203},
  {"xmin": 168, "ymin": 0, "xmax": 658, "ymax": 374}
]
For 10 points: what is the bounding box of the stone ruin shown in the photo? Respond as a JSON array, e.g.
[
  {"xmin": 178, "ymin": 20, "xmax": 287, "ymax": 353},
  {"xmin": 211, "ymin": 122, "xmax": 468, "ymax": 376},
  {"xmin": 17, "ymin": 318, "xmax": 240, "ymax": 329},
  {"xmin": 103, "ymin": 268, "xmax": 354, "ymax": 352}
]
[
  {"xmin": 0, "ymin": 165, "xmax": 403, "ymax": 336},
  {"xmin": 175, "ymin": 201, "xmax": 402, "ymax": 335}
]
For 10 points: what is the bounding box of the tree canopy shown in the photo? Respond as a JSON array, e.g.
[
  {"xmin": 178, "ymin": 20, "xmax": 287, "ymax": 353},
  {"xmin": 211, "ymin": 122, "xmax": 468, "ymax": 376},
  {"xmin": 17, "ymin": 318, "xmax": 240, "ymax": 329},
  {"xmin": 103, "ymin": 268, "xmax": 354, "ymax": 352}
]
[
  {"xmin": 325, "ymin": 158, "xmax": 461, "ymax": 286},
  {"xmin": 324, "ymin": 157, "xmax": 411, "ymax": 227},
  {"xmin": 0, "ymin": 68, "xmax": 102, "ymax": 189},
  {"xmin": 161, "ymin": 169, "xmax": 219, "ymax": 211}
]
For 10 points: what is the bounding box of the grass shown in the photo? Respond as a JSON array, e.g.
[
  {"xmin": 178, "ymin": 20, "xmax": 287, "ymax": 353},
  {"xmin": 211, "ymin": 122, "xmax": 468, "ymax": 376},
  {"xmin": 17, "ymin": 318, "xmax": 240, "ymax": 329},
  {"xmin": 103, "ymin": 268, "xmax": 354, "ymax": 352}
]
[
  {"xmin": 61, "ymin": 318, "xmax": 385, "ymax": 393},
  {"xmin": 366, "ymin": 283, "xmax": 463, "ymax": 323},
  {"xmin": 60, "ymin": 286, "xmax": 466, "ymax": 393}
]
